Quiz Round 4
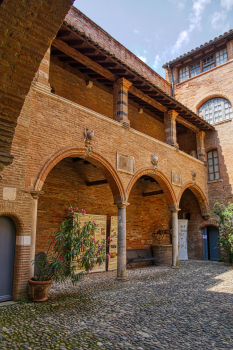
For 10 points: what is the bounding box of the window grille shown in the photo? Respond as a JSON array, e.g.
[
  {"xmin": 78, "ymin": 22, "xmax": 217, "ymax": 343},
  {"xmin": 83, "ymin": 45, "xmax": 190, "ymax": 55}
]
[
  {"xmin": 198, "ymin": 98, "xmax": 233, "ymax": 124},
  {"xmin": 207, "ymin": 150, "xmax": 220, "ymax": 181},
  {"xmin": 179, "ymin": 66, "xmax": 189, "ymax": 82},
  {"xmin": 190, "ymin": 61, "xmax": 200, "ymax": 77},
  {"xmin": 216, "ymin": 48, "xmax": 227, "ymax": 66}
]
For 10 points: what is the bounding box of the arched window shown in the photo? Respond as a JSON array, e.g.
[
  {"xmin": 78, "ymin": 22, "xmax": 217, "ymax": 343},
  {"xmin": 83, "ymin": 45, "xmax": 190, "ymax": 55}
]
[
  {"xmin": 198, "ymin": 97, "xmax": 233, "ymax": 124},
  {"xmin": 207, "ymin": 150, "xmax": 220, "ymax": 181}
]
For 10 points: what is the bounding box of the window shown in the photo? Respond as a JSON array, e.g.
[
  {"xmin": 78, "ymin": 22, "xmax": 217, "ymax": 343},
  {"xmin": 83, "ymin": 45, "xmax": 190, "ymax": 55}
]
[
  {"xmin": 190, "ymin": 61, "xmax": 200, "ymax": 77},
  {"xmin": 179, "ymin": 66, "xmax": 189, "ymax": 82},
  {"xmin": 198, "ymin": 97, "xmax": 233, "ymax": 124},
  {"xmin": 216, "ymin": 48, "xmax": 227, "ymax": 66},
  {"xmin": 203, "ymin": 54, "xmax": 215, "ymax": 72},
  {"xmin": 207, "ymin": 150, "xmax": 220, "ymax": 181}
]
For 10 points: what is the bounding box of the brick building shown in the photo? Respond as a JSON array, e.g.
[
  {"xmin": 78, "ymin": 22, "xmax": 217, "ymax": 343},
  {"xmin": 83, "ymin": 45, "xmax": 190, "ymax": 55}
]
[{"xmin": 0, "ymin": 6, "xmax": 232, "ymax": 301}]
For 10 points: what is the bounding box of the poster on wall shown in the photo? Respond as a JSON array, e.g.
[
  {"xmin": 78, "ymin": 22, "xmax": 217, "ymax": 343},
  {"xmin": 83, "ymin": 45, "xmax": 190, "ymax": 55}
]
[
  {"xmin": 76, "ymin": 214, "xmax": 107, "ymax": 273},
  {"xmin": 108, "ymin": 216, "xmax": 118, "ymax": 270},
  {"xmin": 178, "ymin": 219, "xmax": 188, "ymax": 260}
]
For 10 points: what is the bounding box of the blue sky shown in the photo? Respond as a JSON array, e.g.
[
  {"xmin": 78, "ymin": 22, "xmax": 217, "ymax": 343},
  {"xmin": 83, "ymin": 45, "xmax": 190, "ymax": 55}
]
[{"xmin": 73, "ymin": 0, "xmax": 233, "ymax": 78}]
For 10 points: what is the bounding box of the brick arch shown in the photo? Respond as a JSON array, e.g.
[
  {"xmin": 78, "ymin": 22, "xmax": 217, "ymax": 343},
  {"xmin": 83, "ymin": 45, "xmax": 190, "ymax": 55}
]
[
  {"xmin": 126, "ymin": 167, "xmax": 177, "ymax": 205},
  {"xmin": 195, "ymin": 92, "xmax": 233, "ymax": 113},
  {"xmin": 34, "ymin": 146, "xmax": 124, "ymax": 198},
  {"xmin": 200, "ymin": 219, "xmax": 218, "ymax": 229},
  {"xmin": 178, "ymin": 181, "xmax": 209, "ymax": 214},
  {"xmin": 0, "ymin": 0, "xmax": 73, "ymax": 167},
  {"xmin": 0, "ymin": 212, "xmax": 24, "ymax": 237}
]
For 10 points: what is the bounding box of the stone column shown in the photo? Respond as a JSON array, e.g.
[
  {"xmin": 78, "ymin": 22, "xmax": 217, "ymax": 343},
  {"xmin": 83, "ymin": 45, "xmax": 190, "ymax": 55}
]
[
  {"xmin": 196, "ymin": 131, "xmax": 206, "ymax": 162},
  {"xmin": 168, "ymin": 204, "xmax": 180, "ymax": 268},
  {"xmin": 113, "ymin": 78, "xmax": 132, "ymax": 127},
  {"xmin": 29, "ymin": 191, "xmax": 43, "ymax": 278},
  {"xmin": 117, "ymin": 203, "xmax": 127, "ymax": 279},
  {"xmin": 33, "ymin": 47, "xmax": 51, "ymax": 93},
  {"xmin": 164, "ymin": 110, "xmax": 179, "ymax": 148}
]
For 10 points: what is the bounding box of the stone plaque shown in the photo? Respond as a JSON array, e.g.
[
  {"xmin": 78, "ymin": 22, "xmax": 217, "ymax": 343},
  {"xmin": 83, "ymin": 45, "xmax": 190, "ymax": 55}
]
[
  {"xmin": 171, "ymin": 170, "xmax": 182, "ymax": 186},
  {"xmin": 3, "ymin": 187, "xmax": 17, "ymax": 201},
  {"xmin": 117, "ymin": 152, "xmax": 134, "ymax": 175}
]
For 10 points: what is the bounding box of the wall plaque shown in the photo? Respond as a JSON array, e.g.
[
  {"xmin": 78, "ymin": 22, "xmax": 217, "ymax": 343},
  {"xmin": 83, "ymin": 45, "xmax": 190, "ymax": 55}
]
[
  {"xmin": 117, "ymin": 152, "xmax": 134, "ymax": 175},
  {"xmin": 171, "ymin": 170, "xmax": 182, "ymax": 186}
]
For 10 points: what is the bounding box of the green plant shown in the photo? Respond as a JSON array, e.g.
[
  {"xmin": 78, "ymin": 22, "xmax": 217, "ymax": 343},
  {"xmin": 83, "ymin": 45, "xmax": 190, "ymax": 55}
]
[
  {"xmin": 32, "ymin": 206, "xmax": 109, "ymax": 283},
  {"xmin": 212, "ymin": 202, "xmax": 233, "ymax": 263}
]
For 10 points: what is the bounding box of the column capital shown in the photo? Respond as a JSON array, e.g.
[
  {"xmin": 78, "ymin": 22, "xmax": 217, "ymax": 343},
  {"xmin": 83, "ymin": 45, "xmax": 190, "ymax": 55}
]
[
  {"xmin": 167, "ymin": 110, "xmax": 179, "ymax": 120},
  {"xmin": 113, "ymin": 195, "xmax": 129, "ymax": 208},
  {"xmin": 114, "ymin": 77, "xmax": 133, "ymax": 91},
  {"xmin": 168, "ymin": 203, "xmax": 180, "ymax": 212},
  {"xmin": 30, "ymin": 190, "xmax": 44, "ymax": 200}
]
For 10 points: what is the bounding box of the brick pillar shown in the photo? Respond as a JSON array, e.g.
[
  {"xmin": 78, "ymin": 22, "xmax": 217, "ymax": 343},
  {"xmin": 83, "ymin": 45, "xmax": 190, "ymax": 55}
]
[
  {"xmin": 33, "ymin": 47, "xmax": 51, "ymax": 92},
  {"xmin": 196, "ymin": 131, "xmax": 206, "ymax": 162},
  {"xmin": 29, "ymin": 191, "xmax": 44, "ymax": 278},
  {"xmin": 13, "ymin": 237, "xmax": 31, "ymax": 300},
  {"xmin": 164, "ymin": 110, "xmax": 179, "ymax": 148},
  {"xmin": 113, "ymin": 78, "xmax": 132, "ymax": 127},
  {"xmin": 227, "ymin": 39, "xmax": 233, "ymax": 61}
]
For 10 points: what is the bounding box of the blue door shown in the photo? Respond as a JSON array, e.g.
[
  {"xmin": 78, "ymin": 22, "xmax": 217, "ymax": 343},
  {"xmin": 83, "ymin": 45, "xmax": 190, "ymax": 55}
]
[
  {"xmin": 202, "ymin": 227, "xmax": 208, "ymax": 260},
  {"xmin": 0, "ymin": 217, "xmax": 16, "ymax": 302},
  {"xmin": 208, "ymin": 226, "xmax": 220, "ymax": 261}
]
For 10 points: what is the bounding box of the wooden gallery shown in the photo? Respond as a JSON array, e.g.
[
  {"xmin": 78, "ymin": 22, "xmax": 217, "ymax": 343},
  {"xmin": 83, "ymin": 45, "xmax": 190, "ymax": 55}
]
[{"xmin": 1, "ymin": 6, "xmax": 233, "ymax": 301}]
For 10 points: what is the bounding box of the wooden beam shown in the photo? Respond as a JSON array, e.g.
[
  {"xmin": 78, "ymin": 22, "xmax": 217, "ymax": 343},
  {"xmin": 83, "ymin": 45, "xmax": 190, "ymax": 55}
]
[
  {"xmin": 129, "ymin": 86, "xmax": 167, "ymax": 113},
  {"xmin": 142, "ymin": 190, "xmax": 164, "ymax": 197},
  {"xmin": 176, "ymin": 115, "xmax": 200, "ymax": 133},
  {"xmin": 86, "ymin": 179, "xmax": 108, "ymax": 186},
  {"xmin": 52, "ymin": 38, "xmax": 117, "ymax": 83}
]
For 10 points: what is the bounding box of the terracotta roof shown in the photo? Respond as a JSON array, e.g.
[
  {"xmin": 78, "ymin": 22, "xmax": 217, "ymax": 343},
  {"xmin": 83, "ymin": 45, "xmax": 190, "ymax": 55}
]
[{"xmin": 163, "ymin": 29, "xmax": 233, "ymax": 68}]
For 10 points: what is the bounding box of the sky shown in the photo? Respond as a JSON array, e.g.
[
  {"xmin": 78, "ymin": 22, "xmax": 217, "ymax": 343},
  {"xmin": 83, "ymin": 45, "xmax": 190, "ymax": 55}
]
[{"xmin": 73, "ymin": 0, "xmax": 233, "ymax": 78}]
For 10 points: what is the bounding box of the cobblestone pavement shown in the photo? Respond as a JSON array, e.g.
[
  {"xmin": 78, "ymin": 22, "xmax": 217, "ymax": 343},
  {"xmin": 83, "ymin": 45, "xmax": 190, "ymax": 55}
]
[{"xmin": 0, "ymin": 261, "xmax": 233, "ymax": 350}]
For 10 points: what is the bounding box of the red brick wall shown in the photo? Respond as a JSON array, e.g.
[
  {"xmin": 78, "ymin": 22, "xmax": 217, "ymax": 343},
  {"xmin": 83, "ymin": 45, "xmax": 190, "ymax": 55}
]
[
  {"xmin": 177, "ymin": 130, "xmax": 197, "ymax": 155},
  {"xmin": 49, "ymin": 63, "xmax": 166, "ymax": 142}
]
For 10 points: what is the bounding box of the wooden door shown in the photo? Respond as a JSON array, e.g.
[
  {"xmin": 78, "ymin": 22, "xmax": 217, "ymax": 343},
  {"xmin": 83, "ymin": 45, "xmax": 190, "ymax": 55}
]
[{"xmin": 0, "ymin": 217, "xmax": 16, "ymax": 302}]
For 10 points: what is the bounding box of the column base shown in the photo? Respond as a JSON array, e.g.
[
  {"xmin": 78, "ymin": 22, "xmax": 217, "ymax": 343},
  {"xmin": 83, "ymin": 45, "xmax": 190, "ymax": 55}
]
[
  {"xmin": 116, "ymin": 277, "xmax": 129, "ymax": 282},
  {"xmin": 171, "ymin": 266, "xmax": 180, "ymax": 269}
]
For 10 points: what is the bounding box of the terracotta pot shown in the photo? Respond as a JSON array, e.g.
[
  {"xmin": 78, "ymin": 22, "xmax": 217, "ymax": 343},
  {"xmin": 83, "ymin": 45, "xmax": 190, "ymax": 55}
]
[{"xmin": 29, "ymin": 279, "xmax": 52, "ymax": 302}]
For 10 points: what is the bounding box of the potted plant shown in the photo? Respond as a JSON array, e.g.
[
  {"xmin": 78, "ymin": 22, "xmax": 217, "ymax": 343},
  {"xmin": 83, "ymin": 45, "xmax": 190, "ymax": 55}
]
[{"xmin": 29, "ymin": 206, "xmax": 108, "ymax": 302}]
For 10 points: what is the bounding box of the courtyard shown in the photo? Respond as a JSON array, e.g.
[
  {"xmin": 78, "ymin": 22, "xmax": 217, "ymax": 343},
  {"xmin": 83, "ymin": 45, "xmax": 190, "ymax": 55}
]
[{"xmin": 0, "ymin": 261, "xmax": 233, "ymax": 350}]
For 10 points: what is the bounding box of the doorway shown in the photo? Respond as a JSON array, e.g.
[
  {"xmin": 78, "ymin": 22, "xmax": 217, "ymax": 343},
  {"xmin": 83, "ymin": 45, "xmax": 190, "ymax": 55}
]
[
  {"xmin": 202, "ymin": 226, "xmax": 220, "ymax": 261},
  {"xmin": 0, "ymin": 217, "xmax": 16, "ymax": 302}
]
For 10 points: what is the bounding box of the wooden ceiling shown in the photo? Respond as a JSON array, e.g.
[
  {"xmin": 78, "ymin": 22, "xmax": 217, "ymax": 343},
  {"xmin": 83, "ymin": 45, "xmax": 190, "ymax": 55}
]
[{"xmin": 51, "ymin": 23, "xmax": 214, "ymax": 132}]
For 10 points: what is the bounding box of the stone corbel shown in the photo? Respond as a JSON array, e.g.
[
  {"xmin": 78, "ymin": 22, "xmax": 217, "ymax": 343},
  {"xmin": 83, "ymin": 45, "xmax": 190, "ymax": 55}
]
[
  {"xmin": 191, "ymin": 170, "xmax": 196, "ymax": 185},
  {"xmin": 0, "ymin": 152, "xmax": 14, "ymax": 172},
  {"xmin": 202, "ymin": 213, "xmax": 210, "ymax": 220}
]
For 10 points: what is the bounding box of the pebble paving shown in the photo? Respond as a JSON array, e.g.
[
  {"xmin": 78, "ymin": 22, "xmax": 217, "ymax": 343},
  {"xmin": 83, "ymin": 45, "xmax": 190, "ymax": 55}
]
[{"xmin": 0, "ymin": 261, "xmax": 233, "ymax": 350}]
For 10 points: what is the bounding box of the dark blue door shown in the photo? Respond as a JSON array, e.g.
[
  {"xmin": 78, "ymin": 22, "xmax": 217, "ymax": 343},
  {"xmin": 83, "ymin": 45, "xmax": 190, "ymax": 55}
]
[
  {"xmin": 208, "ymin": 226, "xmax": 220, "ymax": 261},
  {"xmin": 202, "ymin": 227, "xmax": 208, "ymax": 260},
  {"xmin": 0, "ymin": 217, "xmax": 16, "ymax": 302}
]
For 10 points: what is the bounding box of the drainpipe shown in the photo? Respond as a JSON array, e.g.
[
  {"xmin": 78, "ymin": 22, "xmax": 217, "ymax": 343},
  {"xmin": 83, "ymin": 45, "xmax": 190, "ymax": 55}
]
[{"xmin": 168, "ymin": 64, "xmax": 174, "ymax": 98}]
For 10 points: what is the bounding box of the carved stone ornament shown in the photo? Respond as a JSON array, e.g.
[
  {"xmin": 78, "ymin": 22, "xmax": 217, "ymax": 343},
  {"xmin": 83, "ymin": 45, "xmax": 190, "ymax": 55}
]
[
  {"xmin": 151, "ymin": 154, "xmax": 158, "ymax": 174},
  {"xmin": 191, "ymin": 170, "xmax": 197, "ymax": 184},
  {"xmin": 202, "ymin": 213, "xmax": 210, "ymax": 220},
  {"xmin": 84, "ymin": 128, "xmax": 94, "ymax": 157}
]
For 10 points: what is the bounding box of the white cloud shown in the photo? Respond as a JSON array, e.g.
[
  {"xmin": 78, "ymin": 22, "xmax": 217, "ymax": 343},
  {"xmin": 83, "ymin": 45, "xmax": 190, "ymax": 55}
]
[
  {"xmin": 153, "ymin": 54, "xmax": 160, "ymax": 70},
  {"xmin": 171, "ymin": 0, "xmax": 211, "ymax": 55},
  {"xmin": 210, "ymin": 11, "xmax": 227, "ymax": 29},
  {"xmin": 221, "ymin": 0, "xmax": 233, "ymax": 11},
  {"xmin": 134, "ymin": 29, "xmax": 139, "ymax": 34},
  {"xmin": 169, "ymin": 0, "xmax": 187, "ymax": 10},
  {"xmin": 138, "ymin": 56, "xmax": 146, "ymax": 63}
]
